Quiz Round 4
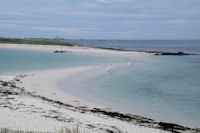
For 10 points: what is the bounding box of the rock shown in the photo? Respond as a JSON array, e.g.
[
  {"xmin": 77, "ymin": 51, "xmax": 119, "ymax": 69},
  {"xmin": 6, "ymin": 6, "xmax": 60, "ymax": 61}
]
[
  {"xmin": 1, "ymin": 81, "xmax": 8, "ymax": 86},
  {"xmin": 153, "ymin": 51, "xmax": 195, "ymax": 56},
  {"xmin": 158, "ymin": 122, "xmax": 190, "ymax": 132},
  {"xmin": 53, "ymin": 50, "xmax": 71, "ymax": 53}
]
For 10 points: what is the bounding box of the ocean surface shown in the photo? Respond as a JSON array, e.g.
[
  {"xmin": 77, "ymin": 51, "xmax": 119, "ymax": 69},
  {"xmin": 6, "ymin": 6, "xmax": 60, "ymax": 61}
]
[
  {"xmin": 66, "ymin": 39, "xmax": 200, "ymax": 54},
  {"xmin": 0, "ymin": 40, "xmax": 200, "ymax": 128},
  {"xmin": 63, "ymin": 40, "xmax": 200, "ymax": 128},
  {"xmin": 0, "ymin": 48, "xmax": 122, "ymax": 74}
]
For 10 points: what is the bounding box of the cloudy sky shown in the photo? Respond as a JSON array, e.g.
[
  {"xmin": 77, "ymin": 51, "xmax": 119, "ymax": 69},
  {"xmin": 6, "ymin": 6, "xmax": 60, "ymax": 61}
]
[{"xmin": 0, "ymin": 0, "xmax": 200, "ymax": 39}]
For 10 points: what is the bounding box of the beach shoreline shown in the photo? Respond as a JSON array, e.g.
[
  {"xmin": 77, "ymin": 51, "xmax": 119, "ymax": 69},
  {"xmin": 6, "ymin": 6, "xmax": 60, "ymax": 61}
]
[
  {"xmin": 0, "ymin": 43, "xmax": 198, "ymax": 133},
  {"xmin": 0, "ymin": 43, "xmax": 149, "ymax": 57}
]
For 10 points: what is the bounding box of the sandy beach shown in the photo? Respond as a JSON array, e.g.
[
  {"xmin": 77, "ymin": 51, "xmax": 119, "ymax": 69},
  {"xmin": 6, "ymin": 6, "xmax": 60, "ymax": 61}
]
[
  {"xmin": 0, "ymin": 44, "xmax": 198, "ymax": 133},
  {"xmin": 0, "ymin": 43, "xmax": 148, "ymax": 57}
]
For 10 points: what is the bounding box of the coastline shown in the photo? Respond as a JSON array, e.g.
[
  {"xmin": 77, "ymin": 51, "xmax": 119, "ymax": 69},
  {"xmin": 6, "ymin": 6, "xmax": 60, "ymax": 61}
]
[
  {"xmin": 0, "ymin": 43, "xmax": 198, "ymax": 133},
  {"xmin": 0, "ymin": 66, "xmax": 168, "ymax": 133},
  {"xmin": 0, "ymin": 43, "xmax": 148, "ymax": 57}
]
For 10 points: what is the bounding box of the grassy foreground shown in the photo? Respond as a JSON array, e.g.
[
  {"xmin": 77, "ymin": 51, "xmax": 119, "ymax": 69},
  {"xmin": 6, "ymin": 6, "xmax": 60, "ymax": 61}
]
[
  {"xmin": 0, "ymin": 37, "xmax": 79, "ymax": 46},
  {"xmin": 1, "ymin": 127, "xmax": 80, "ymax": 133}
]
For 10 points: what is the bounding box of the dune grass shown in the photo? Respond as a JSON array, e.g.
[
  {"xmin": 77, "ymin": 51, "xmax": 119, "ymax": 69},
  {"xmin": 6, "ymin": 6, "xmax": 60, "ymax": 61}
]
[
  {"xmin": 0, "ymin": 127, "xmax": 81, "ymax": 133},
  {"xmin": 0, "ymin": 37, "xmax": 79, "ymax": 46},
  {"xmin": 59, "ymin": 127, "xmax": 80, "ymax": 133}
]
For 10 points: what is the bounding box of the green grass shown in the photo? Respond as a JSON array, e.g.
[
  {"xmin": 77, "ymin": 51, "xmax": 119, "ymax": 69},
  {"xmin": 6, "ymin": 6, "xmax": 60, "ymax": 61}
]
[{"xmin": 0, "ymin": 37, "xmax": 79, "ymax": 46}]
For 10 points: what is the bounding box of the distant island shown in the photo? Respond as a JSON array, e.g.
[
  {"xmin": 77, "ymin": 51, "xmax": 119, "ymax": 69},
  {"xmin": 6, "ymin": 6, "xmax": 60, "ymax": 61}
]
[{"xmin": 0, "ymin": 37, "xmax": 79, "ymax": 46}]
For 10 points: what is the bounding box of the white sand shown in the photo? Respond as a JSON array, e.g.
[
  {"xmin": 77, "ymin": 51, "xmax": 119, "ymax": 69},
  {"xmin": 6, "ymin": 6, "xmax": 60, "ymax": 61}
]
[
  {"xmin": 0, "ymin": 44, "xmax": 168, "ymax": 133},
  {"xmin": 0, "ymin": 43, "xmax": 149, "ymax": 57},
  {"xmin": 0, "ymin": 67, "xmax": 168, "ymax": 133},
  {"xmin": 17, "ymin": 66, "xmax": 101, "ymax": 107}
]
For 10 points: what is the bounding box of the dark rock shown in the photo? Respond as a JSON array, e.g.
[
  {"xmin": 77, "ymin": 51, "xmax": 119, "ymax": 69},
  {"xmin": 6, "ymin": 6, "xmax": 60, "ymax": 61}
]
[
  {"xmin": 10, "ymin": 84, "xmax": 16, "ymax": 88},
  {"xmin": 87, "ymin": 124, "xmax": 96, "ymax": 129},
  {"xmin": 153, "ymin": 51, "xmax": 196, "ymax": 56},
  {"xmin": 15, "ymin": 79, "xmax": 20, "ymax": 81},
  {"xmin": 142, "ymin": 50, "xmax": 198, "ymax": 56},
  {"xmin": 96, "ymin": 47, "xmax": 131, "ymax": 52},
  {"xmin": 158, "ymin": 122, "xmax": 190, "ymax": 132},
  {"xmin": 90, "ymin": 108, "xmax": 152, "ymax": 123},
  {"xmin": 1, "ymin": 81, "xmax": 8, "ymax": 86},
  {"xmin": 106, "ymin": 129, "xmax": 114, "ymax": 133},
  {"xmin": 53, "ymin": 50, "xmax": 71, "ymax": 53}
]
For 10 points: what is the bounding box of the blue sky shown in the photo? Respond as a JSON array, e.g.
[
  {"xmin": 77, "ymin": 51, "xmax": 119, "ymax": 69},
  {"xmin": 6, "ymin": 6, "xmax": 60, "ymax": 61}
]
[{"xmin": 0, "ymin": 0, "xmax": 200, "ymax": 39}]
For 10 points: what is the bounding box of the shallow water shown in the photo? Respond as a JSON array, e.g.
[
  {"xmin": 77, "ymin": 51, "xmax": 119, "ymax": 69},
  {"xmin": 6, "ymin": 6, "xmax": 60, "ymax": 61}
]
[
  {"xmin": 61, "ymin": 55, "xmax": 200, "ymax": 128},
  {"xmin": 0, "ymin": 49, "xmax": 123, "ymax": 74},
  {"xmin": 1, "ymin": 47, "xmax": 200, "ymax": 128}
]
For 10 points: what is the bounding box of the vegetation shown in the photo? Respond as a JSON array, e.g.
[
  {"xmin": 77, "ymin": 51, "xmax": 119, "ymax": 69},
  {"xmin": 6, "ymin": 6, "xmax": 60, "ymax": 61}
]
[
  {"xmin": 0, "ymin": 37, "xmax": 79, "ymax": 46},
  {"xmin": 1, "ymin": 127, "xmax": 81, "ymax": 133},
  {"xmin": 59, "ymin": 127, "xmax": 80, "ymax": 133}
]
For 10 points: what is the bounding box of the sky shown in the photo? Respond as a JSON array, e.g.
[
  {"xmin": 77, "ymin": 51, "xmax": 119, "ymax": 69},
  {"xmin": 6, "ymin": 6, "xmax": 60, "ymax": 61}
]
[{"xmin": 0, "ymin": 0, "xmax": 200, "ymax": 39}]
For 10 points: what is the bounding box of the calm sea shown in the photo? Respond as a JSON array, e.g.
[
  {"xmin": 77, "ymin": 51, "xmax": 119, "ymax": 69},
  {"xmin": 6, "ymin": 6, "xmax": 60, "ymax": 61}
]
[
  {"xmin": 63, "ymin": 40, "xmax": 200, "ymax": 128},
  {"xmin": 0, "ymin": 40, "xmax": 200, "ymax": 128},
  {"xmin": 0, "ymin": 49, "xmax": 122, "ymax": 74},
  {"xmin": 66, "ymin": 39, "xmax": 200, "ymax": 54}
]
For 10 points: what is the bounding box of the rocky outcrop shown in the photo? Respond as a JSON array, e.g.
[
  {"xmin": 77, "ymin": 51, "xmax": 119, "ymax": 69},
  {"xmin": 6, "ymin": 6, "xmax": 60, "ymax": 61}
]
[
  {"xmin": 143, "ymin": 51, "xmax": 197, "ymax": 56},
  {"xmin": 53, "ymin": 50, "xmax": 71, "ymax": 53},
  {"xmin": 154, "ymin": 51, "xmax": 194, "ymax": 56}
]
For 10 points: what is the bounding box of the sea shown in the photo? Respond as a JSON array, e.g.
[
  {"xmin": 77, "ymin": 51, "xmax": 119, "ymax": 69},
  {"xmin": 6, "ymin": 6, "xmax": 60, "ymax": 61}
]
[
  {"xmin": 0, "ymin": 40, "xmax": 200, "ymax": 128},
  {"xmin": 66, "ymin": 39, "xmax": 200, "ymax": 54}
]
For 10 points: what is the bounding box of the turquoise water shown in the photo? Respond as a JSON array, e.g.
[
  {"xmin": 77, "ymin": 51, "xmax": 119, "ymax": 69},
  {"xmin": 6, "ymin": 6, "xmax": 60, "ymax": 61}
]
[
  {"xmin": 84, "ymin": 55, "xmax": 200, "ymax": 127},
  {"xmin": 1, "ymin": 48, "xmax": 200, "ymax": 128},
  {"xmin": 61, "ymin": 55, "xmax": 200, "ymax": 128},
  {"xmin": 0, "ymin": 49, "xmax": 123, "ymax": 74}
]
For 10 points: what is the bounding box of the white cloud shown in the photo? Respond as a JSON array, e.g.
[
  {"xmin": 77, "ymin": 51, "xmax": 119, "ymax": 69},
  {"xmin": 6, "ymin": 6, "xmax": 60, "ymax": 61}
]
[
  {"xmin": 97, "ymin": 0, "xmax": 131, "ymax": 3},
  {"xmin": 167, "ymin": 19, "xmax": 200, "ymax": 24},
  {"xmin": 0, "ymin": 23, "xmax": 19, "ymax": 28},
  {"xmin": 26, "ymin": 26, "xmax": 84, "ymax": 35},
  {"xmin": 0, "ymin": 20, "xmax": 28, "ymax": 24},
  {"xmin": 0, "ymin": 0, "xmax": 200, "ymax": 39},
  {"xmin": 0, "ymin": 11, "xmax": 32, "ymax": 17}
]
